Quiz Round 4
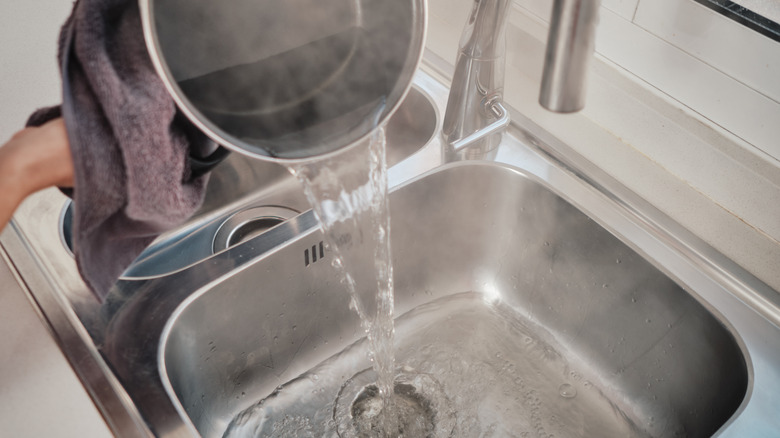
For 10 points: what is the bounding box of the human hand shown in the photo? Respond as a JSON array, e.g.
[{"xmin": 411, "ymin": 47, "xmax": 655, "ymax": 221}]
[{"xmin": 0, "ymin": 118, "xmax": 74, "ymax": 232}]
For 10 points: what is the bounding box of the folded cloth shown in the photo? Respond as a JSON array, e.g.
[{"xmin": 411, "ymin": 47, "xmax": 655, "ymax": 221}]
[{"xmin": 27, "ymin": 0, "xmax": 218, "ymax": 300}]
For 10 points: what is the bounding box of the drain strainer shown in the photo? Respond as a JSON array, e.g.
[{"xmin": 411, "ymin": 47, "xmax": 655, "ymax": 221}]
[
  {"xmin": 334, "ymin": 367, "xmax": 456, "ymax": 438},
  {"xmin": 212, "ymin": 206, "xmax": 298, "ymax": 253}
]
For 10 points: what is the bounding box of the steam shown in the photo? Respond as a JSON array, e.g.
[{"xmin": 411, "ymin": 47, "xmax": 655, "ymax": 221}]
[{"xmin": 152, "ymin": 0, "xmax": 416, "ymax": 159}]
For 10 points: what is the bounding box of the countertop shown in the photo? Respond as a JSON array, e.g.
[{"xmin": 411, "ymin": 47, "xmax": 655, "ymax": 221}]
[{"xmin": 0, "ymin": 242, "xmax": 112, "ymax": 437}]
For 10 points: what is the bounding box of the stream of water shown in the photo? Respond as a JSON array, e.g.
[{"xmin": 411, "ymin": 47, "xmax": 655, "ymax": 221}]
[
  {"xmin": 222, "ymin": 126, "xmax": 445, "ymax": 437},
  {"xmin": 290, "ymin": 128, "xmax": 398, "ymax": 436}
]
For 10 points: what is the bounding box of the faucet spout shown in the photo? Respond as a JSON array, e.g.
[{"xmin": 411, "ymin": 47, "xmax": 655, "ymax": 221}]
[{"xmin": 442, "ymin": 0, "xmax": 512, "ymax": 156}]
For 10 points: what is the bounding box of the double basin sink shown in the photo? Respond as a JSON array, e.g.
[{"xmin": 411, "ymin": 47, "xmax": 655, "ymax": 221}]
[{"xmin": 3, "ymin": 65, "xmax": 780, "ymax": 437}]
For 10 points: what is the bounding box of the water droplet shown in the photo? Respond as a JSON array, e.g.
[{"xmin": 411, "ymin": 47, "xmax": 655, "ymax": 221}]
[
  {"xmin": 583, "ymin": 381, "xmax": 593, "ymax": 389},
  {"xmin": 544, "ymin": 241, "xmax": 550, "ymax": 246},
  {"xmin": 616, "ymin": 258, "xmax": 622, "ymax": 264},
  {"xmin": 602, "ymin": 283, "xmax": 608, "ymax": 288},
  {"xmin": 646, "ymin": 318, "xmax": 652, "ymax": 323},
  {"xmin": 558, "ymin": 383, "xmax": 577, "ymax": 398},
  {"xmin": 631, "ymin": 297, "xmax": 637, "ymax": 303}
]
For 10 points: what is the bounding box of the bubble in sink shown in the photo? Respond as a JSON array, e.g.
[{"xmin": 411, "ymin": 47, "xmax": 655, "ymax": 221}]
[{"xmin": 558, "ymin": 383, "xmax": 577, "ymax": 399}]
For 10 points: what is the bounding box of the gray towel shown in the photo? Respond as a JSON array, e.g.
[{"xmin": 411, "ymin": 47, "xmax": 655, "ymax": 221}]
[{"xmin": 27, "ymin": 0, "xmax": 218, "ymax": 300}]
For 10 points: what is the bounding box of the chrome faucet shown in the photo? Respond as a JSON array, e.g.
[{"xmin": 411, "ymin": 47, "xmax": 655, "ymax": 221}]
[{"xmin": 443, "ymin": 0, "xmax": 601, "ymax": 157}]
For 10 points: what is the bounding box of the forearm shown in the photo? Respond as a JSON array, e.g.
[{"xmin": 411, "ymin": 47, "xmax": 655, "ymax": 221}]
[
  {"xmin": 0, "ymin": 163, "xmax": 25, "ymax": 233},
  {"xmin": 0, "ymin": 118, "xmax": 73, "ymax": 232}
]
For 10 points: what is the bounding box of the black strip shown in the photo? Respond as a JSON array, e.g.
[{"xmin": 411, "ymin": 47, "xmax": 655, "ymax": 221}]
[
  {"xmin": 304, "ymin": 249, "xmax": 310, "ymax": 266},
  {"xmin": 319, "ymin": 241, "xmax": 324, "ymax": 259},
  {"xmin": 189, "ymin": 146, "xmax": 230, "ymax": 179},
  {"xmin": 692, "ymin": 0, "xmax": 780, "ymax": 43},
  {"xmin": 312, "ymin": 245, "xmax": 318, "ymax": 263}
]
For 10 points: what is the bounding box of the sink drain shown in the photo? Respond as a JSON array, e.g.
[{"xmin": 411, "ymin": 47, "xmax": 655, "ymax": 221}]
[
  {"xmin": 334, "ymin": 368, "xmax": 456, "ymax": 438},
  {"xmin": 212, "ymin": 206, "xmax": 298, "ymax": 253}
]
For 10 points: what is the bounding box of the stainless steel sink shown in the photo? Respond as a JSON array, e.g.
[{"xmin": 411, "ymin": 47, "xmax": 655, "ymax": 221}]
[
  {"xmin": 156, "ymin": 162, "xmax": 745, "ymax": 437},
  {"xmin": 3, "ymin": 64, "xmax": 780, "ymax": 438}
]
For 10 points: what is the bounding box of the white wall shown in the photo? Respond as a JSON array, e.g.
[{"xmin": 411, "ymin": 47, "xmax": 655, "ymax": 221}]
[{"xmin": 0, "ymin": 2, "xmax": 71, "ymax": 138}]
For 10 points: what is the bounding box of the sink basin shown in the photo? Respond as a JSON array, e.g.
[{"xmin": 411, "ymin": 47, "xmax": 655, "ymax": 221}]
[{"xmin": 155, "ymin": 163, "xmax": 746, "ymax": 438}]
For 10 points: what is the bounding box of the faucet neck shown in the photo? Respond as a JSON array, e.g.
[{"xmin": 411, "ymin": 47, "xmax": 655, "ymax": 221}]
[
  {"xmin": 443, "ymin": 0, "xmax": 512, "ymax": 152},
  {"xmin": 458, "ymin": 0, "xmax": 512, "ymax": 60}
]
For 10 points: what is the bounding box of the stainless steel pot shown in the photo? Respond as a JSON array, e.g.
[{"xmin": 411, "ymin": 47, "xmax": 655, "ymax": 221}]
[{"xmin": 139, "ymin": 0, "xmax": 427, "ymax": 162}]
